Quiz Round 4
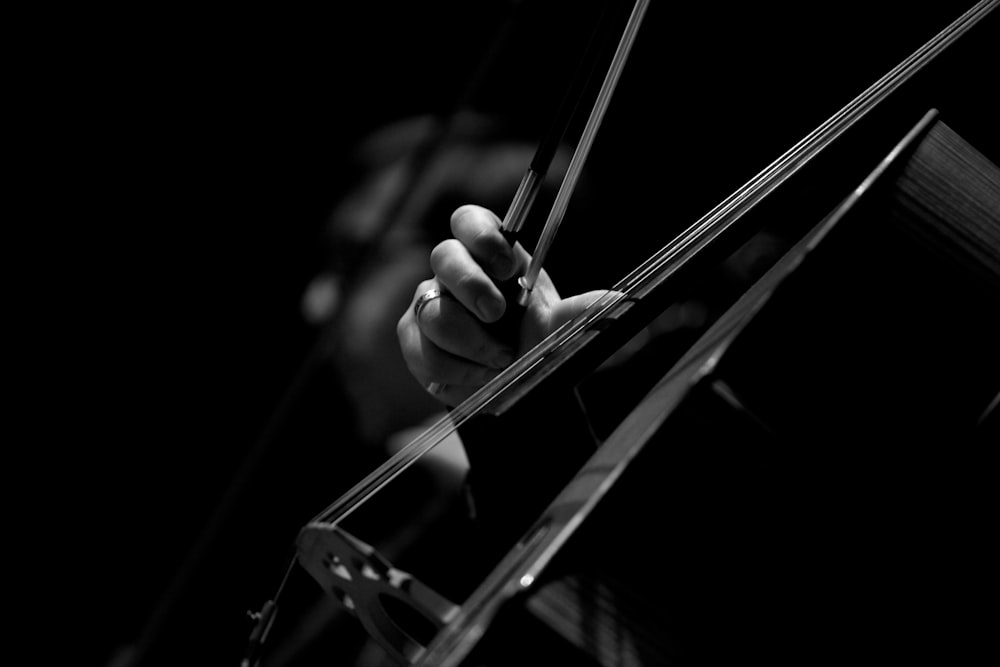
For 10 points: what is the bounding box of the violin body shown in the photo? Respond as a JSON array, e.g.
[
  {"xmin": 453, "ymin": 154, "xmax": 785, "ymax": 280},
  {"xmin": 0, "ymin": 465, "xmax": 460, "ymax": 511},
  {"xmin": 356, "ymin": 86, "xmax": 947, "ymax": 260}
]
[{"xmin": 441, "ymin": 110, "xmax": 999, "ymax": 667}]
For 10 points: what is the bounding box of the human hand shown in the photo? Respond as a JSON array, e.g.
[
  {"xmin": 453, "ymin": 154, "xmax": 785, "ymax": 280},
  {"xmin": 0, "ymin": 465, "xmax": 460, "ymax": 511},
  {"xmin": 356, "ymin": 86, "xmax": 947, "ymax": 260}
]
[{"xmin": 398, "ymin": 204, "xmax": 609, "ymax": 406}]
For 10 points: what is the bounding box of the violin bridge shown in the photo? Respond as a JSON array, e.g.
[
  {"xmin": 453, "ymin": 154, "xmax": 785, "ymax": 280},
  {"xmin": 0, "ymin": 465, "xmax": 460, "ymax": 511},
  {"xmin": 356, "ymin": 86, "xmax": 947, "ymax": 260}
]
[{"xmin": 296, "ymin": 522, "xmax": 459, "ymax": 665}]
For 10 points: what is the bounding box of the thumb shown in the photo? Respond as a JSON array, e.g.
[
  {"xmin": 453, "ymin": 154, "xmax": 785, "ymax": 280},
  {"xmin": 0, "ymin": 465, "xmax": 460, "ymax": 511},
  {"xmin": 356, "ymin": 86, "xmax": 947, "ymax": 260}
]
[{"xmin": 549, "ymin": 289, "xmax": 621, "ymax": 331}]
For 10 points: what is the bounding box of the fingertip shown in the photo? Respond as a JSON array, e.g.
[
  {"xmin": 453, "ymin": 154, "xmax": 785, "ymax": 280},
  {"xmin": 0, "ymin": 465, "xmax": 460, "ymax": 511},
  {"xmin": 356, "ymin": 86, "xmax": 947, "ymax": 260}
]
[
  {"xmin": 476, "ymin": 295, "xmax": 504, "ymax": 322},
  {"xmin": 450, "ymin": 203, "xmax": 474, "ymax": 221},
  {"xmin": 451, "ymin": 205, "xmax": 518, "ymax": 279},
  {"xmin": 450, "ymin": 204, "xmax": 491, "ymax": 231}
]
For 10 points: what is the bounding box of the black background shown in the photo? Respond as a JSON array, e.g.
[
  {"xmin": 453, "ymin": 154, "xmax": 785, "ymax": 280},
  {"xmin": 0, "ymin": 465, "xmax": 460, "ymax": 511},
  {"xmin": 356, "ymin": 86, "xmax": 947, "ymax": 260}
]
[
  {"xmin": 33, "ymin": 4, "xmax": 619, "ymax": 665},
  {"xmin": 18, "ymin": 2, "xmax": 992, "ymax": 666}
]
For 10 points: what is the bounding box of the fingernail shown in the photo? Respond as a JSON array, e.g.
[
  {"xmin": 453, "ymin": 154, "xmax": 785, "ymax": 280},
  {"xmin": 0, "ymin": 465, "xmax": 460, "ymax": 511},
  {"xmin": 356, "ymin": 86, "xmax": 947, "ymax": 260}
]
[{"xmin": 477, "ymin": 295, "xmax": 503, "ymax": 322}]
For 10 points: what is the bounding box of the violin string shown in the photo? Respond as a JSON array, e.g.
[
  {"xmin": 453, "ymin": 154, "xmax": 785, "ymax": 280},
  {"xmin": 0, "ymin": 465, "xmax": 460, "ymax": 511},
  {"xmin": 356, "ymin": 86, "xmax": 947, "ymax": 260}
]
[
  {"xmin": 313, "ymin": 0, "xmax": 997, "ymax": 527},
  {"xmin": 614, "ymin": 0, "xmax": 997, "ymax": 296},
  {"xmin": 312, "ymin": 287, "xmax": 627, "ymax": 524}
]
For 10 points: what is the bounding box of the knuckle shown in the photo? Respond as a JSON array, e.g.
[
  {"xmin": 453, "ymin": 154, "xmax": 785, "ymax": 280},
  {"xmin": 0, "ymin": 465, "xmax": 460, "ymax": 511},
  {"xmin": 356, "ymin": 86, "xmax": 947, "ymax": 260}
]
[
  {"xmin": 429, "ymin": 239, "xmax": 462, "ymax": 275},
  {"xmin": 449, "ymin": 204, "xmax": 487, "ymax": 234}
]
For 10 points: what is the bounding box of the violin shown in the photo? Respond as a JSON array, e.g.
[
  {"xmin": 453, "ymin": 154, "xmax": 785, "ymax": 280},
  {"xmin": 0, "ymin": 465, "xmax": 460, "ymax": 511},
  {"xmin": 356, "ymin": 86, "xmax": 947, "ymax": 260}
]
[
  {"xmin": 267, "ymin": 1, "xmax": 1000, "ymax": 664},
  {"xmin": 118, "ymin": 2, "xmax": 1000, "ymax": 666}
]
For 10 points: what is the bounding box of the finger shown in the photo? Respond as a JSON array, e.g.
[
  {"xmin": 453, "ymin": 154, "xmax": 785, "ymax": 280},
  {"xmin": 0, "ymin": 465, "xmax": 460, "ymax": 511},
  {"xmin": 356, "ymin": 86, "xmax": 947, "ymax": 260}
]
[
  {"xmin": 416, "ymin": 340, "xmax": 502, "ymax": 393},
  {"xmin": 398, "ymin": 301, "xmax": 505, "ymax": 388},
  {"xmin": 430, "ymin": 238, "xmax": 509, "ymax": 323},
  {"xmin": 398, "ymin": 315, "xmax": 488, "ymax": 408},
  {"xmin": 450, "ymin": 205, "xmax": 528, "ymax": 281},
  {"xmin": 417, "ymin": 290, "xmax": 516, "ymax": 370},
  {"xmin": 548, "ymin": 289, "xmax": 621, "ymax": 330}
]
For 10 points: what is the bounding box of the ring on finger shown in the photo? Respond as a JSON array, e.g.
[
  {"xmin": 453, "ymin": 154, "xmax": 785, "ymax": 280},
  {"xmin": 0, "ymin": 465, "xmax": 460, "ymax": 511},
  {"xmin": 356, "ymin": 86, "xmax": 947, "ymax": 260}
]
[{"xmin": 414, "ymin": 288, "xmax": 443, "ymax": 320}]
